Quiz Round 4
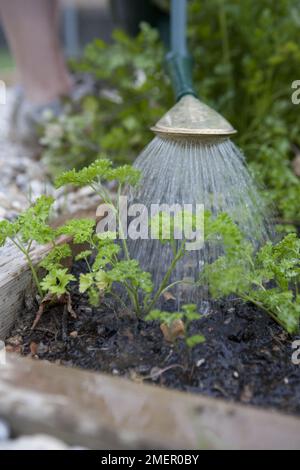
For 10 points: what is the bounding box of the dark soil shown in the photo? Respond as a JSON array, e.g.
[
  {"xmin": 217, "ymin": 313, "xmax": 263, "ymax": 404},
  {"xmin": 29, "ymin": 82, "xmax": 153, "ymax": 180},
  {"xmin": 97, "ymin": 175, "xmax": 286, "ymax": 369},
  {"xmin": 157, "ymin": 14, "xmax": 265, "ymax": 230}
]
[{"xmin": 6, "ymin": 263, "xmax": 300, "ymax": 416}]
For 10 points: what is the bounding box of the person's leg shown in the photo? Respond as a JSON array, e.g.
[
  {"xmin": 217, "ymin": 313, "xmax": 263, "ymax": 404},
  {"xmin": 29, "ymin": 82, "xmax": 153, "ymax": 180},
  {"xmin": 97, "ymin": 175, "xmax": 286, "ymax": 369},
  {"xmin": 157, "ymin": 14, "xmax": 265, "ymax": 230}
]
[{"xmin": 0, "ymin": 0, "xmax": 72, "ymax": 105}]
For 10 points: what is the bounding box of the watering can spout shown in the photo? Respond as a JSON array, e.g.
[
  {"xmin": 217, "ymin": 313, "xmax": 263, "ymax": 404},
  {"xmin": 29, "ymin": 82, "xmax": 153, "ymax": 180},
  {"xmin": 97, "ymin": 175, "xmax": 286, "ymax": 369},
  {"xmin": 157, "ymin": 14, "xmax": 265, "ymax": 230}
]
[
  {"xmin": 159, "ymin": 0, "xmax": 237, "ymax": 139},
  {"xmin": 151, "ymin": 95, "xmax": 237, "ymax": 138}
]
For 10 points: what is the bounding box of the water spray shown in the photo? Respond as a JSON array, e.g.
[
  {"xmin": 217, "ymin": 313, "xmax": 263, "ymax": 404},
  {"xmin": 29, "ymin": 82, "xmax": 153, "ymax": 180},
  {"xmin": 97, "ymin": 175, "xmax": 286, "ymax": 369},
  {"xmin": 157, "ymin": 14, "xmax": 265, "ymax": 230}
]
[{"xmin": 128, "ymin": 0, "xmax": 270, "ymax": 305}]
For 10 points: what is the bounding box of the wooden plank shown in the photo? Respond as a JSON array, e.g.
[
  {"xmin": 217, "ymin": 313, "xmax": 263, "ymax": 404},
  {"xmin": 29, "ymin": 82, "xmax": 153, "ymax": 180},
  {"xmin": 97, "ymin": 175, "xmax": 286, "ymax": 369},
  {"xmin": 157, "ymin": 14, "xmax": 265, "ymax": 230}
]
[
  {"xmin": 0, "ymin": 242, "xmax": 52, "ymax": 339},
  {"xmin": 0, "ymin": 354, "xmax": 300, "ymax": 450}
]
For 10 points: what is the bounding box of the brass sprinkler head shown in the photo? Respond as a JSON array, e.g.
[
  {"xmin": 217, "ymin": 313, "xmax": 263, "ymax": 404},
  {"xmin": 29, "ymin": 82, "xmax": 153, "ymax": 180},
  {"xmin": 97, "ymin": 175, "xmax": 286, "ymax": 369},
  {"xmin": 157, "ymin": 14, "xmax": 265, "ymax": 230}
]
[{"xmin": 151, "ymin": 95, "xmax": 237, "ymax": 139}]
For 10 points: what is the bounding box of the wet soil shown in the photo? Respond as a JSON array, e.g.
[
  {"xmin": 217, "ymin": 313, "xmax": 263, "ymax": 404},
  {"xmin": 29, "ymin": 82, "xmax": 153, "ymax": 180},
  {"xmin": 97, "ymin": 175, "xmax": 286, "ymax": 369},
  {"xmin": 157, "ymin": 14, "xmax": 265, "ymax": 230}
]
[{"xmin": 6, "ymin": 263, "xmax": 300, "ymax": 416}]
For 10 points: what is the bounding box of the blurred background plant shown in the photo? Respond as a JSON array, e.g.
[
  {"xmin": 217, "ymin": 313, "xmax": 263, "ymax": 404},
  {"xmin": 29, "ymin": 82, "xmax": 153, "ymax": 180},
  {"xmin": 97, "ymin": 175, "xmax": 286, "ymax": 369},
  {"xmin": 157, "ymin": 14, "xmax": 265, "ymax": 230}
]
[
  {"xmin": 41, "ymin": 0, "xmax": 300, "ymax": 223},
  {"xmin": 41, "ymin": 22, "xmax": 171, "ymax": 172}
]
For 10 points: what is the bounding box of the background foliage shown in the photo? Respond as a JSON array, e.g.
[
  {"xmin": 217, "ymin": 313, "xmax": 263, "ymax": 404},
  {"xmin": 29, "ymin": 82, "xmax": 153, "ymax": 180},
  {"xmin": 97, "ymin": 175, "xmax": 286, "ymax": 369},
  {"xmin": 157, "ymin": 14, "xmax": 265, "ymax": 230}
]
[{"xmin": 42, "ymin": 0, "xmax": 300, "ymax": 221}]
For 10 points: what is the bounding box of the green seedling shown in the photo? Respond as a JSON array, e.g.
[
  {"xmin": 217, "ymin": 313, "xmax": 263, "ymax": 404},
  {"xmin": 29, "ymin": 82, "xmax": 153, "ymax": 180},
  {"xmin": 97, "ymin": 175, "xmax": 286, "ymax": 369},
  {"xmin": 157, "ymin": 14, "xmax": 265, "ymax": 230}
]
[
  {"xmin": 146, "ymin": 304, "xmax": 205, "ymax": 348},
  {"xmin": 0, "ymin": 196, "xmax": 78, "ymax": 328},
  {"xmin": 202, "ymin": 212, "xmax": 300, "ymax": 334},
  {"xmin": 55, "ymin": 159, "xmax": 195, "ymax": 317}
]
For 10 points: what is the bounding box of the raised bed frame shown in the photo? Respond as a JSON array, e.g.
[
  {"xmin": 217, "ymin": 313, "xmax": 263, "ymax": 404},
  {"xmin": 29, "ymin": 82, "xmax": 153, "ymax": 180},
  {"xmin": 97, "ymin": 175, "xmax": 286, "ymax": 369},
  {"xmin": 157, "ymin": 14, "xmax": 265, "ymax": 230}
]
[{"xmin": 0, "ymin": 222, "xmax": 300, "ymax": 450}]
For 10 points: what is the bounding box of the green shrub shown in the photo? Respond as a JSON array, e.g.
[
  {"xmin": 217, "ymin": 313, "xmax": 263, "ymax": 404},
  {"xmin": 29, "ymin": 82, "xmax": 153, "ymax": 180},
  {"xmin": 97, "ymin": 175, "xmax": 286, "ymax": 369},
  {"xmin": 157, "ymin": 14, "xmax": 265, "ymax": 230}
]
[{"xmin": 42, "ymin": 24, "xmax": 172, "ymax": 174}]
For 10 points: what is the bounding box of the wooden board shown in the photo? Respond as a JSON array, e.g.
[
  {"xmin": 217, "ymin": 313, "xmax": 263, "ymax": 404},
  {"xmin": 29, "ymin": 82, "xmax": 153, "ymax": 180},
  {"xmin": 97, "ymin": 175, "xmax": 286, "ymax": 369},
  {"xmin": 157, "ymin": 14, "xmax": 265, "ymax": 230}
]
[
  {"xmin": 0, "ymin": 242, "xmax": 52, "ymax": 339},
  {"xmin": 1, "ymin": 354, "xmax": 300, "ymax": 450}
]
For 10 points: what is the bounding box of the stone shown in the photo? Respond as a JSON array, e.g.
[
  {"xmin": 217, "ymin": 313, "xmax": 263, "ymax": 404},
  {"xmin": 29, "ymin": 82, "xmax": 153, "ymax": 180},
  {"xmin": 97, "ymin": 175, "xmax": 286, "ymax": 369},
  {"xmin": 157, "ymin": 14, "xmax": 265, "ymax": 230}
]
[
  {"xmin": 0, "ymin": 434, "xmax": 70, "ymax": 450},
  {"xmin": 0, "ymin": 420, "xmax": 10, "ymax": 442}
]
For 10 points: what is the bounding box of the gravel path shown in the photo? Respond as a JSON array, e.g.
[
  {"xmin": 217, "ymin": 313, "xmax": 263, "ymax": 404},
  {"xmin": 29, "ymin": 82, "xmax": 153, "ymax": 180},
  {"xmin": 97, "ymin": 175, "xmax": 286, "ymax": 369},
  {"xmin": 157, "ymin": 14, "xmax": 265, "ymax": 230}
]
[
  {"xmin": 0, "ymin": 89, "xmax": 99, "ymax": 221},
  {"xmin": 0, "ymin": 89, "xmax": 52, "ymax": 219},
  {"xmin": 0, "ymin": 418, "xmax": 85, "ymax": 449}
]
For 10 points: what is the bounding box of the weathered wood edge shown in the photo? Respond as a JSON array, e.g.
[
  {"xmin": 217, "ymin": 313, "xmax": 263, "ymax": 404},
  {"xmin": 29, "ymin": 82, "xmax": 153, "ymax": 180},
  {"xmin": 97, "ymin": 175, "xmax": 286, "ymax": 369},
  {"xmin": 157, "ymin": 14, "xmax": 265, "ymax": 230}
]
[
  {"xmin": 0, "ymin": 354, "xmax": 300, "ymax": 450},
  {"xmin": 0, "ymin": 242, "xmax": 52, "ymax": 339},
  {"xmin": 0, "ymin": 237, "xmax": 76, "ymax": 339}
]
